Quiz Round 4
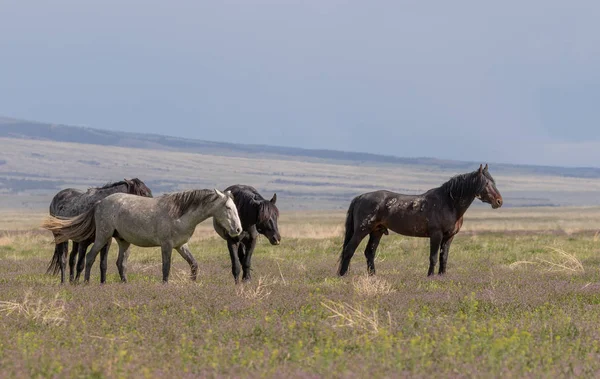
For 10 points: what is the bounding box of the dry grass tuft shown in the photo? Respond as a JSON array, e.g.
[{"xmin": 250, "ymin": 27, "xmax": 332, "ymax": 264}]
[
  {"xmin": 168, "ymin": 268, "xmax": 199, "ymax": 285},
  {"xmin": 509, "ymin": 246, "xmax": 584, "ymax": 273},
  {"xmin": 352, "ymin": 275, "xmax": 396, "ymax": 296},
  {"xmin": 321, "ymin": 300, "xmax": 391, "ymax": 333},
  {"xmin": 0, "ymin": 290, "xmax": 66, "ymax": 326},
  {"xmin": 236, "ymin": 276, "xmax": 274, "ymax": 300}
]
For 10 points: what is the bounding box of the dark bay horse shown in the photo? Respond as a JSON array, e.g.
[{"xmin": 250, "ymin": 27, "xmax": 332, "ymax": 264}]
[
  {"xmin": 338, "ymin": 164, "xmax": 503, "ymax": 277},
  {"xmin": 213, "ymin": 185, "xmax": 280, "ymax": 284},
  {"xmin": 48, "ymin": 178, "xmax": 153, "ymax": 283},
  {"xmin": 43, "ymin": 189, "xmax": 242, "ymax": 284}
]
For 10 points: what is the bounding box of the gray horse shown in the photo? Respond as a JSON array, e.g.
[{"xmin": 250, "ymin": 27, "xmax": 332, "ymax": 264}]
[
  {"xmin": 43, "ymin": 189, "xmax": 242, "ymax": 283},
  {"xmin": 48, "ymin": 178, "xmax": 153, "ymax": 284}
]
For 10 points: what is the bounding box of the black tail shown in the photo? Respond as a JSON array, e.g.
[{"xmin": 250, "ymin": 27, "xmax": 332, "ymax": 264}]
[
  {"xmin": 337, "ymin": 197, "xmax": 358, "ymax": 275},
  {"xmin": 46, "ymin": 241, "xmax": 67, "ymax": 275},
  {"xmin": 342, "ymin": 197, "xmax": 357, "ymax": 249}
]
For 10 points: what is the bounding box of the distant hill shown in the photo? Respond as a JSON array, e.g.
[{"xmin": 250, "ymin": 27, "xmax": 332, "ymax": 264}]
[
  {"xmin": 2, "ymin": 116, "xmax": 600, "ymax": 178},
  {"xmin": 2, "ymin": 116, "xmax": 600, "ymax": 210}
]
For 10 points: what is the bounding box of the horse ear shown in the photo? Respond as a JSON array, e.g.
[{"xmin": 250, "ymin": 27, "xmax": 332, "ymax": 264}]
[
  {"xmin": 478, "ymin": 164, "xmax": 483, "ymax": 174},
  {"xmin": 484, "ymin": 163, "xmax": 489, "ymax": 171},
  {"xmin": 214, "ymin": 189, "xmax": 226, "ymax": 199},
  {"xmin": 225, "ymin": 190, "xmax": 233, "ymax": 198},
  {"xmin": 270, "ymin": 193, "xmax": 277, "ymax": 204}
]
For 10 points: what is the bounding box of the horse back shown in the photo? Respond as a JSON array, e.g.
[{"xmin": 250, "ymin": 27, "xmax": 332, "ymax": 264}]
[
  {"xmin": 49, "ymin": 188, "xmax": 84, "ymax": 217},
  {"xmin": 225, "ymin": 184, "xmax": 265, "ymax": 203},
  {"xmin": 354, "ymin": 190, "xmax": 432, "ymax": 237}
]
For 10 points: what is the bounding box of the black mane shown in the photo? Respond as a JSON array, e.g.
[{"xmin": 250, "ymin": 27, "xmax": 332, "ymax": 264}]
[
  {"xmin": 257, "ymin": 201, "xmax": 279, "ymax": 223},
  {"xmin": 440, "ymin": 169, "xmax": 488, "ymax": 200},
  {"xmin": 98, "ymin": 180, "xmax": 128, "ymax": 190},
  {"xmin": 227, "ymin": 185, "xmax": 278, "ymax": 225},
  {"xmin": 96, "ymin": 178, "xmax": 152, "ymax": 197}
]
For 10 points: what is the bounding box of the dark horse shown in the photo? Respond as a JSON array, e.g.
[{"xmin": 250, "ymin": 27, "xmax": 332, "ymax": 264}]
[
  {"xmin": 213, "ymin": 185, "xmax": 281, "ymax": 284},
  {"xmin": 47, "ymin": 178, "xmax": 153, "ymax": 283},
  {"xmin": 338, "ymin": 164, "xmax": 503, "ymax": 277}
]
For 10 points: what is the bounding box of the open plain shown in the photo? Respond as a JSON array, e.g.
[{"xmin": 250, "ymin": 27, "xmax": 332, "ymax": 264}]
[{"xmin": 1, "ymin": 207, "xmax": 599, "ymax": 377}]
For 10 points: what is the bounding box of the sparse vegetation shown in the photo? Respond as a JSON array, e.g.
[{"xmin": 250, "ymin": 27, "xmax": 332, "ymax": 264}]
[{"xmin": 1, "ymin": 210, "xmax": 600, "ymax": 377}]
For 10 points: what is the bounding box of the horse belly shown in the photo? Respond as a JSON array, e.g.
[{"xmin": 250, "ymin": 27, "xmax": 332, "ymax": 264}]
[
  {"xmin": 386, "ymin": 214, "xmax": 429, "ymax": 237},
  {"xmin": 113, "ymin": 211, "xmax": 162, "ymax": 247},
  {"xmin": 116, "ymin": 228, "xmax": 160, "ymax": 247}
]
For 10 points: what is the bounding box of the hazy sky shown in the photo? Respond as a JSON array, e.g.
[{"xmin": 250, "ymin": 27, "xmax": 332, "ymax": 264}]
[{"xmin": 1, "ymin": 1, "xmax": 600, "ymax": 167}]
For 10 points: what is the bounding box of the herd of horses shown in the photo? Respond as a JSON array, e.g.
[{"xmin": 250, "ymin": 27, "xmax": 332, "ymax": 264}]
[{"xmin": 42, "ymin": 164, "xmax": 502, "ymax": 284}]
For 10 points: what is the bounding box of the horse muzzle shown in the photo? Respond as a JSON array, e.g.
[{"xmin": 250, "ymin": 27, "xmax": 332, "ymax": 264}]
[
  {"xmin": 491, "ymin": 197, "xmax": 503, "ymax": 209},
  {"xmin": 229, "ymin": 227, "xmax": 243, "ymax": 237}
]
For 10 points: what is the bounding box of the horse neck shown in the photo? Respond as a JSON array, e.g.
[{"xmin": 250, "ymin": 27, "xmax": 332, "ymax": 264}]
[
  {"xmin": 178, "ymin": 198, "xmax": 215, "ymax": 226},
  {"xmin": 442, "ymin": 180, "xmax": 479, "ymax": 218},
  {"xmin": 451, "ymin": 194, "xmax": 476, "ymax": 219}
]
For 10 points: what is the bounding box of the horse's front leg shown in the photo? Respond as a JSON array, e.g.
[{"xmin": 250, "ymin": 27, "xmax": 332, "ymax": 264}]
[
  {"xmin": 161, "ymin": 243, "xmax": 174, "ymax": 283},
  {"xmin": 427, "ymin": 232, "xmax": 443, "ymax": 276},
  {"xmin": 175, "ymin": 244, "xmax": 199, "ymax": 281},
  {"xmin": 241, "ymin": 237, "xmax": 257, "ymax": 282},
  {"xmin": 439, "ymin": 235, "xmax": 455, "ymax": 275},
  {"xmin": 364, "ymin": 229, "xmax": 385, "ymax": 276},
  {"xmin": 227, "ymin": 241, "xmax": 242, "ymax": 284}
]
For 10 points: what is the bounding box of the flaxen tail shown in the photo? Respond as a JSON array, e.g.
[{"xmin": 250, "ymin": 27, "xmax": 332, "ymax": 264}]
[{"xmin": 42, "ymin": 206, "xmax": 97, "ymax": 245}]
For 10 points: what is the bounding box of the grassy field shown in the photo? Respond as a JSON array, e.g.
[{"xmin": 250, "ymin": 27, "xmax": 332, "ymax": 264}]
[{"xmin": 1, "ymin": 208, "xmax": 600, "ymax": 377}]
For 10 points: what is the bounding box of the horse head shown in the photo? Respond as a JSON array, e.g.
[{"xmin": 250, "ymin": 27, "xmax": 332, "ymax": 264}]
[
  {"xmin": 213, "ymin": 189, "xmax": 242, "ymax": 237},
  {"xmin": 256, "ymin": 193, "xmax": 281, "ymax": 245},
  {"xmin": 475, "ymin": 164, "xmax": 503, "ymax": 209}
]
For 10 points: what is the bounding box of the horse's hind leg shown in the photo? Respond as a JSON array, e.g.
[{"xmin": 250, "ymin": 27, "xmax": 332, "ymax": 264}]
[
  {"xmin": 364, "ymin": 229, "xmax": 385, "ymax": 276},
  {"xmin": 115, "ymin": 238, "xmax": 131, "ymax": 283},
  {"xmin": 74, "ymin": 240, "xmax": 91, "ymax": 283},
  {"xmin": 53, "ymin": 241, "xmax": 68, "ymax": 284},
  {"xmin": 175, "ymin": 244, "xmax": 198, "ymax": 281},
  {"xmin": 99, "ymin": 240, "xmax": 112, "ymax": 284},
  {"xmin": 338, "ymin": 229, "xmax": 369, "ymax": 276},
  {"xmin": 84, "ymin": 234, "xmax": 113, "ymax": 283},
  {"xmin": 68, "ymin": 241, "xmax": 79, "ymax": 283}
]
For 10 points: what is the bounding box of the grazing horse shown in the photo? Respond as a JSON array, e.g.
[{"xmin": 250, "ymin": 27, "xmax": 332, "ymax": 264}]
[
  {"xmin": 213, "ymin": 185, "xmax": 280, "ymax": 284},
  {"xmin": 48, "ymin": 178, "xmax": 153, "ymax": 284},
  {"xmin": 338, "ymin": 164, "xmax": 503, "ymax": 277},
  {"xmin": 42, "ymin": 189, "xmax": 242, "ymax": 284}
]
